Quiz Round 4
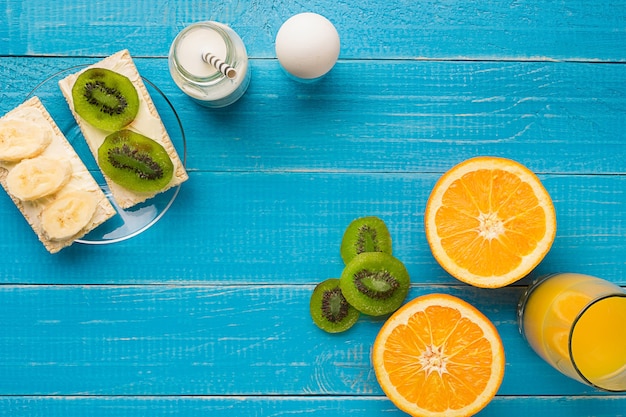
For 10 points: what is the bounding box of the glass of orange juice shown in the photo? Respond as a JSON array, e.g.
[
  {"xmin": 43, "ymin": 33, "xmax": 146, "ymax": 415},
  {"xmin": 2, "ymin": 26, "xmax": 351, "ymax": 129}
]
[{"xmin": 518, "ymin": 273, "xmax": 626, "ymax": 391}]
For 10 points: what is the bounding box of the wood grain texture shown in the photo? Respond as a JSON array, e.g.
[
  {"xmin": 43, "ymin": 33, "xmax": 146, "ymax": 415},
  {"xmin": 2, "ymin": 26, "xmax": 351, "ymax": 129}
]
[
  {"xmin": 0, "ymin": 396, "xmax": 625, "ymax": 417},
  {"xmin": 0, "ymin": 284, "xmax": 620, "ymax": 397},
  {"xmin": 1, "ymin": 59, "xmax": 624, "ymax": 175},
  {"xmin": 0, "ymin": 0, "xmax": 625, "ymax": 61},
  {"xmin": 0, "ymin": 172, "xmax": 624, "ymax": 285}
]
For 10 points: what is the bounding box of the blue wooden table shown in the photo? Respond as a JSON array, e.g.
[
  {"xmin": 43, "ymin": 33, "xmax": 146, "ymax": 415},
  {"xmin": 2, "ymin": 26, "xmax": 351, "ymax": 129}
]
[{"xmin": 1, "ymin": 0, "xmax": 625, "ymax": 415}]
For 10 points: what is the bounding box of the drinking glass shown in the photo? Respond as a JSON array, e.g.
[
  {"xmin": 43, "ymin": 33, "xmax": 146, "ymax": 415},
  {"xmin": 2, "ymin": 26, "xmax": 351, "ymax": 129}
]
[{"xmin": 518, "ymin": 273, "xmax": 626, "ymax": 391}]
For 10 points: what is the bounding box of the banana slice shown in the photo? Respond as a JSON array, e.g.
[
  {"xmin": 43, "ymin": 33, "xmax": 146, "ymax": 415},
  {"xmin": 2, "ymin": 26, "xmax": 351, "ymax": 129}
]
[
  {"xmin": 6, "ymin": 156, "xmax": 73, "ymax": 201},
  {"xmin": 41, "ymin": 191, "xmax": 98, "ymax": 241},
  {"xmin": 0, "ymin": 118, "xmax": 52, "ymax": 162}
]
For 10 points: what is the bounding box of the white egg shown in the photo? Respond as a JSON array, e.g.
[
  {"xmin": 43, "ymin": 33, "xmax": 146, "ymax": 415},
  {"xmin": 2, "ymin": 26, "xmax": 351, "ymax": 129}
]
[{"xmin": 275, "ymin": 13, "xmax": 340, "ymax": 80}]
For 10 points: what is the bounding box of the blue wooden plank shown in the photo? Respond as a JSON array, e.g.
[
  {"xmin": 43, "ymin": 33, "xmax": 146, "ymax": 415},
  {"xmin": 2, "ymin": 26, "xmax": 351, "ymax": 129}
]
[
  {"xmin": 0, "ymin": 172, "xmax": 625, "ymax": 285},
  {"xmin": 0, "ymin": 0, "xmax": 624, "ymax": 61},
  {"xmin": 1, "ymin": 59, "xmax": 624, "ymax": 175},
  {"xmin": 0, "ymin": 284, "xmax": 623, "ymax": 398},
  {"xmin": 1, "ymin": 395, "xmax": 625, "ymax": 417}
]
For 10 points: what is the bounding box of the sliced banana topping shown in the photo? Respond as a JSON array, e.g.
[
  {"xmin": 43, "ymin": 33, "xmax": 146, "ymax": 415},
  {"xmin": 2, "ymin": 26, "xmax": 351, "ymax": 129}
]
[
  {"xmin": 0, "ymin": 118, "xmax": 52, "ymax": 162},
  {"xmin": 6, "ymin": 156, "xmax": 73, "ymax": 201},
  {"xmin": 41, "ymin": 191, "xmax": 98, "ymax": 241}
]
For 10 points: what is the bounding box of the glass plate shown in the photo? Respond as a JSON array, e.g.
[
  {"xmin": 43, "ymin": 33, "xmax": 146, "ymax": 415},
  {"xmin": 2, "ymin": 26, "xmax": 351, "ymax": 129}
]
[{"xmin": 26, "ymin": 65, "xmax": 187, "ymax": 245}]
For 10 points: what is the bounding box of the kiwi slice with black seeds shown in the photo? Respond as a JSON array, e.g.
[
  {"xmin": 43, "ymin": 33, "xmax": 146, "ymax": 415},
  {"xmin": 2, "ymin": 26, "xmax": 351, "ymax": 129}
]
[
  {"xmin": 72, "ymin": 68, "xmax": 140, "ymax": 131},
  {"xmin": 98, "ymin": 129, "xmax": 174, "ymax": 193},
  {"xmin": 339, "ymin": 252, "xmax": 410, "ymax": 316},
  {"xmin": 310, "ymin": 278, "xmax": 360, "ymax": 333},
  {"xmin": 340, "ymin": 216, "xmax": 392, "ymax": 264}
]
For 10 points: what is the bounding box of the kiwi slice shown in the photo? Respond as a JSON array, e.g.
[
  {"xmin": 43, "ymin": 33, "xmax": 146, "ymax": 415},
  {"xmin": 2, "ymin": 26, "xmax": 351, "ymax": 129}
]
[
  {"xmin": 339, "ymin": 252, "xmax": 410, "ymax": 316},
  {"xmin": 72, "ymin": 68, "xmax": 140, "ymax": 131},
  {"xmin": 98, "ymin": 129, "xmax": 174, "ymax": 192},
  {"xmin": 310, "ymin": 278, "xmax": 360, "ymax": 333},
  {"xmin": 340, "ymin": 216, "xmax": 392, "ymax": 264}
]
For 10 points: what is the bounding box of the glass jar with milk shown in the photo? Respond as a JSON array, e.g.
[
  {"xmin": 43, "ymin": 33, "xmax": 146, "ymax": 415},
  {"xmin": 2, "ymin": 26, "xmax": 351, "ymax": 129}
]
[{"xmin": 168, "ymin": 21, "xmax": 250, "ymax": 108}]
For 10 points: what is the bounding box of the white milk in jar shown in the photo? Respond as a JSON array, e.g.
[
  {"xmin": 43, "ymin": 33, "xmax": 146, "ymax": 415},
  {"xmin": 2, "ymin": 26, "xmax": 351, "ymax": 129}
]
[{"xmin": 169, "ymin": 22, "xmax": 250, "ymax": 108}]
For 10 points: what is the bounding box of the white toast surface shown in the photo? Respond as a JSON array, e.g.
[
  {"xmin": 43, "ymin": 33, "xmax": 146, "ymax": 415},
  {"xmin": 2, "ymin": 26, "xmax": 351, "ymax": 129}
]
[
  {"xmin": 0, "ymin": 97, "xmax": 116, "ymax": 253},
  {"xmin": 58, "ymin": 49, "xmax": 188, "ymax": 209}
]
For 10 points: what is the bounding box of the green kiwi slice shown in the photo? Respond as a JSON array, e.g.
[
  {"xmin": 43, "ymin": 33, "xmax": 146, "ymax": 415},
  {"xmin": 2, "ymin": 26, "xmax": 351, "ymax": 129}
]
[
  {"xmin": 339, "ymin": 252, "xmax": 410, "ymax": 316},
  {"xmin": 310, "ymin": 279, "xmax": 360, "ymax": 333},
  {"xmin": 98, "ymin": 129, "xmax": 174, "ymax": 193},
  {"xmin": 72, "ymin": 68, "xmax": 140, "ymax": 131},
  {"xmin": 340, "ymin": 216, "xmax": 392, "ymax": 264}
]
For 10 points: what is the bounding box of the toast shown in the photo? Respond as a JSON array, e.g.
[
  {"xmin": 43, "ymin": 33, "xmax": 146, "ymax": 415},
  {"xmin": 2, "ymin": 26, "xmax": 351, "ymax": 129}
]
[
  {"xmin": 0, "ymin": 97, "xmax": 116, "ymax": 253},
  {"xmin": 58, "ymin": 49, "xmax": 188, "ymax": 209}
]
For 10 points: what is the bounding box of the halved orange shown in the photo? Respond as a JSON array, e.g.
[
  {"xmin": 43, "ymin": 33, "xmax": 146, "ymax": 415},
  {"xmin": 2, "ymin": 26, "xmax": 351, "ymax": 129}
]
[
  {"xmin": 372, "ymin": 293, "xmax": 505, "ymax": 417},
  {"xmin": 424, "ymin": 156, "xmax": 556, "ymax": 288}
]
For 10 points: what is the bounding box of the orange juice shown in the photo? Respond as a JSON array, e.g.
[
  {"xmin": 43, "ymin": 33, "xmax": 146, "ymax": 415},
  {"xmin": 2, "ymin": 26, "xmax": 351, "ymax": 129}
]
[
  {"xmin": 571, "ymin": 296, "xmax": 626, "ymax": 382},
  {"xmin": 519, "ymin": 273, "xmax": 626, "ymax": 391}
]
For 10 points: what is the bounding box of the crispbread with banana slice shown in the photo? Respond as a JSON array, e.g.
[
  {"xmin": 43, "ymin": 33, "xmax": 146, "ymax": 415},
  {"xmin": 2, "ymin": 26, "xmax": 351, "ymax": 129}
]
[
  {"xmin": 0, "ymin": 97, "xmax": 116, "ymax": 253},
  {"xmin": 58, "ymin": 49, "xmax": 188, "ymax": 209}
]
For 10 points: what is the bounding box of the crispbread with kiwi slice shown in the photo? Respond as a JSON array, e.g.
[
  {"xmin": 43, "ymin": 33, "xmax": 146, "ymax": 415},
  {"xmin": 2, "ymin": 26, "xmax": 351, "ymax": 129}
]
[
  {"xmin": 0, "ymin": 97, "xmax": 116, "ymax": 254},
  {"xmin": 58, "ymin": 49, "xmax": 188, "ymax": 209}
]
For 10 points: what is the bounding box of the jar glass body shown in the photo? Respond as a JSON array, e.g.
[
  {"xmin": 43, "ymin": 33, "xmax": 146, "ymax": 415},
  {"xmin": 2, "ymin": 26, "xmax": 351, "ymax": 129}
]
[{"xmin": 168, "ymin": 22, "xmax": 250, "ymax": 108}]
